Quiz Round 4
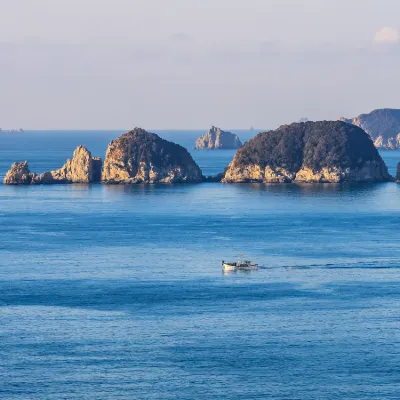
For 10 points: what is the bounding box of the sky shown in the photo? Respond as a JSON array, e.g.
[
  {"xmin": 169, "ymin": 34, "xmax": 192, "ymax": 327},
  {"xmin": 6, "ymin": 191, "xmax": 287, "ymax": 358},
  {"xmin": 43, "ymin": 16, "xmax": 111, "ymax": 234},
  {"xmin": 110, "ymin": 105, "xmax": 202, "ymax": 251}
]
[{"xmin": 1, "ymin": 0, "xmax": 400, "ymax": 129}]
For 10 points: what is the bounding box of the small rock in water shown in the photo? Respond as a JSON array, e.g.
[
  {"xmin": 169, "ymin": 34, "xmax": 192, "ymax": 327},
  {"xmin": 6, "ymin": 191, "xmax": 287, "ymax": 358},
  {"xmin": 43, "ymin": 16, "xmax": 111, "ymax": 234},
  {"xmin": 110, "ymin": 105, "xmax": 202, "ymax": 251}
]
[
  {"xmin": 3, "ymin": 161, "xmax": 39, "ymax": 185},
  {"xmin": 195, "ymin": 126, "xmax": 242, "ymax": 150}
]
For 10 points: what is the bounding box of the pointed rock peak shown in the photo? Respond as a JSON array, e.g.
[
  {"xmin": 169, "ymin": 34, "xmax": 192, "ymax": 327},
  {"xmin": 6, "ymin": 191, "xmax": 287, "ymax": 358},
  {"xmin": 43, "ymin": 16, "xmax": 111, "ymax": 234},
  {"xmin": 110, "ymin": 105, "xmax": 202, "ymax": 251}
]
[
  {"xmin": 40, "ymin": 145, "xmax": 101, "ymax": 184},
  {"xmin": 124, "ymin": 127, "xmax": 156, "ymax": 137},
  {"xmin": 3, "ymin": 161, "xmax": 39, "ymax": 185}
]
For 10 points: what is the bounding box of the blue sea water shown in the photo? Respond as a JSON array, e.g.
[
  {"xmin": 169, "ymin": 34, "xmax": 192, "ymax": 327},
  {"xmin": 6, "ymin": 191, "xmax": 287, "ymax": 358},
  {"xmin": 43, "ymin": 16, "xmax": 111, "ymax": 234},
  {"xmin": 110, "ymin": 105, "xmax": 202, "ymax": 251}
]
[{"xmin": 1, "ymin": 130, "xmax": 400, "ymax": 399}]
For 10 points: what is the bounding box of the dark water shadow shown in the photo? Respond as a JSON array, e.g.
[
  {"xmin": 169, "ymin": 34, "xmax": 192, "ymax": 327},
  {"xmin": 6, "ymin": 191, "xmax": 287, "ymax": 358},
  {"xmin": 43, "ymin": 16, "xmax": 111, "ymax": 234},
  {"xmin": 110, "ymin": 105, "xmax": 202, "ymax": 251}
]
[{"xmin": 229, "ymin": 182, "xmax": 394, "ymax": 197}]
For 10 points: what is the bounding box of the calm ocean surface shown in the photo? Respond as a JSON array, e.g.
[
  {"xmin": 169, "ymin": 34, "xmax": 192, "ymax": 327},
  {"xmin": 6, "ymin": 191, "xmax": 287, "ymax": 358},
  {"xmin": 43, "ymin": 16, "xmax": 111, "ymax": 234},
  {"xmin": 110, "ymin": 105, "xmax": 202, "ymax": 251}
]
[{"xmin": 1, "ymin": 130, "xmax": 400, "ymax": 400}]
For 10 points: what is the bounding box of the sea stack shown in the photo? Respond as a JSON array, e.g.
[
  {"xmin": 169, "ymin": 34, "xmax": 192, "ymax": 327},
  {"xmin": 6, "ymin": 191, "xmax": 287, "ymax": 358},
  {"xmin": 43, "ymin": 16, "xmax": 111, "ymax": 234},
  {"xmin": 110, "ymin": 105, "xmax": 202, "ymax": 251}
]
[
  {"xmin": 223, "ymin": 121, "xmax": 392, "ymax": 183},
  {"xmin": 195, "ymin": 126, "xmax": 242, "ymax": 150},
  {"xmin": 3, "ymin": 146, "xmax": 102, "ymax": 185},
  {"xmin": 340, "ymin": 109, "xmax": 400, "ymax": 149},
  {"xmin": 102, "ymin": 128, "xmax": 203, "ymax": 183},
  {"xmin": 40, "ymin": 146, "xmax": 102, "ymax": 184},
  {"xmin": 3, "ymin": 161, "xmax": 39, "ymax": 185}
]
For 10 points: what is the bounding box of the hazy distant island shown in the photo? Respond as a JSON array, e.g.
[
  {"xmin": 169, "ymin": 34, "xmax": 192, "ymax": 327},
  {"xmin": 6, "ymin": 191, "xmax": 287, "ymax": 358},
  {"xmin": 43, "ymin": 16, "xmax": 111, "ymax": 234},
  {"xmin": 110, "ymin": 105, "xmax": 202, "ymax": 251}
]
[
  {"xmin": 340, "ymin": 108, "xmax": 400, "ymax": 149},
  {"xmin": 195, "ymin": 126, "xmax": 242, "ymax": 150},
  {"xmin": 222, "ymin": 121, "xmax": 392, "ymax": 183},
  {"xmin": 0, "ymin": 128, "xmax": 24, "ymax": 133},
  {"xmin": 3, "ymin": 122, "xmax": 396, "ymax": 185}
]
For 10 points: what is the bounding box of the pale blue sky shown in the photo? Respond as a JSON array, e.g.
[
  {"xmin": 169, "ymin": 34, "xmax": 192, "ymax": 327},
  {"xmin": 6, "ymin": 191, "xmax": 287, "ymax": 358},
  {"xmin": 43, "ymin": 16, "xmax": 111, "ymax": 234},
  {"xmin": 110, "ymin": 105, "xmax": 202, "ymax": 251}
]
[{"xmin": 1, "ymin": 0, "xmax": 400, "ymax": 129}]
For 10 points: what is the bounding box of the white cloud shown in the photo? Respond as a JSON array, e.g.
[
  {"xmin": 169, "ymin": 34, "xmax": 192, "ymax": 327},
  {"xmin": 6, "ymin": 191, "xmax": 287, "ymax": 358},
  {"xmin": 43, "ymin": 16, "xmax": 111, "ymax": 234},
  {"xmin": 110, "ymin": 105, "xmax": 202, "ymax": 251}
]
[{"xmin": 373, "ymin": 27, "xmax": 400, "ymax": 45}]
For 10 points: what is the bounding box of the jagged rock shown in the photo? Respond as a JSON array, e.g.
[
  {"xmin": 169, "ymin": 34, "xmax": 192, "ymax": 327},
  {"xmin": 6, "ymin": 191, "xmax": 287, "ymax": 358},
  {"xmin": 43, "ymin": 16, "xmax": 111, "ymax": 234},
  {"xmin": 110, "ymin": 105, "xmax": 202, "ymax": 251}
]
[
  {"xmin": 195, "ymin": 126, "xmax": 242, "ymax": 149},
  {"xmin": 223, "ymin": 121, "xmax": 392, "ymax": 183},
  {"xmin": 39, "ymin": 146, "xmax": 101, "ymax": 184},
  {"xmin": 3, "ymin": 146, "xmax": 102, "ymax": 185},
  {"xmin": 3, "ymin": 161, "xmax": 39, "ymax": 185},
  {"xmin": 102, "ymin": 128, "xmax": 203, "ymax": 184},
  {"xmin": 340, "ymin": 109, "xmax": 400, "ymax": 149}
]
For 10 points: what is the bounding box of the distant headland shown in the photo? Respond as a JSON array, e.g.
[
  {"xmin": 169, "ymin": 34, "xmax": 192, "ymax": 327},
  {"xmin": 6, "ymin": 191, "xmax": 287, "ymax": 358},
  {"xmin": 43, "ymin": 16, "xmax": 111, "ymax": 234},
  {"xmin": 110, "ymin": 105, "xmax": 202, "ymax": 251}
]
[
  {"xmin": 340, "ymin": 108, "xmax": 400, "ymax": 149},
  {"xmin": 3, "ymin": 121, "xmax": 398, "ymax": 185}
]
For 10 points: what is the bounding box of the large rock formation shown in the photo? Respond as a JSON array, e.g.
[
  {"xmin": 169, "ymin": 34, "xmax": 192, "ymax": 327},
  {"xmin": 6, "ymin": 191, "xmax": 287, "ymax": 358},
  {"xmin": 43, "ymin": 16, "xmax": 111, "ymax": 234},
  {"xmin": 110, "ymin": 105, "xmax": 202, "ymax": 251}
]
[
  {"xmin": 396, "ymin": 163, "xmax": 400, "ymax": 182},
  {"xmin": 195, "ymin": 126, "xmax": 242, "ymax": 149},
  {"xmin": 223, "ymin": 121, "xmax": 392, "ymax": 183},
  {"xmin": 340, "ymin": 109, "xmax": 400, "ymax": 149},
  {"xmin": 102, "ymin": 128, "xmax": 203, "ymax": 183},
  {"xmin": 3, "ymin": 161, "xmax": 39, "ymax": 185},
  {"xmin": 3, "ymin": 146, "xmax": 102, "ymax": 185}
]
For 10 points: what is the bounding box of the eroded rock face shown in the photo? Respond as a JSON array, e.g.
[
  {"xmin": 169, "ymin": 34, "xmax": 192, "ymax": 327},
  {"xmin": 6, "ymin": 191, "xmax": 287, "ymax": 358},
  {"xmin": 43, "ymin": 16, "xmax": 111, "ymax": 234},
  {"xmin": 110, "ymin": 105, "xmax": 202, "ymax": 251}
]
[
  {"xmin": 195, "ymin": 126, "xmax": 242, "ymax": 149},
  {"xmin": 340, "ymin": 109, "xmax": 400, "ymax": 149},
  {"xmin": 3, "ymin": 161, "xmax": 39, "ymax": 185},
  {"xmin": 40, "ymin": 146, "xmax": 100, "ymax": 184},
  {"xmin": 102, "ymin": 128, "xmax": 203, "ymax": 183},
  {"xmin": 223, "ymin": 121, "xmax": 392, "ymax": 183},
  {"xmin": 3, "ymin": 146, "xmax": 102, "ymax": 185}
]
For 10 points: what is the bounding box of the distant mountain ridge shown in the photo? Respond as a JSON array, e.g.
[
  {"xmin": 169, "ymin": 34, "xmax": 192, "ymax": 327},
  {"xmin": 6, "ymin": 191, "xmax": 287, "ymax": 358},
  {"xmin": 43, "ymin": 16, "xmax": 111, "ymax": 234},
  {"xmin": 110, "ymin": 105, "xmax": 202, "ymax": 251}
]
[{"xmin": 340, "ymin": 108, "xmax": 400, "ymax": 149}]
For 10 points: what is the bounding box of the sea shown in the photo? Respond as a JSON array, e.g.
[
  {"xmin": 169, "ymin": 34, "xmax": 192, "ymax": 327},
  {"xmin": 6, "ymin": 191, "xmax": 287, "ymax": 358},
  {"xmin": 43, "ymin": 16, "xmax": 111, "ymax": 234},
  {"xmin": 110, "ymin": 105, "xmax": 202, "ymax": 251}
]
[{"xmin": 1, "ymin": 130, "xmax": 400, "ymax": 400}]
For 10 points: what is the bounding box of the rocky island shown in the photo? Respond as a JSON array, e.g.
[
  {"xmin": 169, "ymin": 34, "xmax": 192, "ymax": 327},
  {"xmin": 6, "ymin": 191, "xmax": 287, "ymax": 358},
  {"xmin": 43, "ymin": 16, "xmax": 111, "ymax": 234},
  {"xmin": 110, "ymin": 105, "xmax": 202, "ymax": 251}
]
[
  {"xmin": 3, "ymin": 161, "xmax": 40, "ymax": 185},
  {"xmin": 340, "ymin": 109, "xmax": 400, "ymax": 149},
  {"xmin": 3, "ymin": 146, "xmax": 102, "ymax": 185},
  {"xmin": 223, "ymin": 121, "xmax": 392, "ymax": 183},
  {"xmin": 102, "ymin": 128, "xmax": 203, "ymax": 183},
  {"xmin": 195, "ymin": 126, "xmax": 242, "ymax": 150}
]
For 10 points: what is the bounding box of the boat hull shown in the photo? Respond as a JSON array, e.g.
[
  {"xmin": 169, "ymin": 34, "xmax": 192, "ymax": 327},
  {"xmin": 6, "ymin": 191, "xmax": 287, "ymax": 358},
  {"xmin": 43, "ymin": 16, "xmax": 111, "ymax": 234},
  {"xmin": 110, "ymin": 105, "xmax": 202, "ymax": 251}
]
[{"xmin": 222, "ymin": 262, "xmax": 258, "ymax": 271}]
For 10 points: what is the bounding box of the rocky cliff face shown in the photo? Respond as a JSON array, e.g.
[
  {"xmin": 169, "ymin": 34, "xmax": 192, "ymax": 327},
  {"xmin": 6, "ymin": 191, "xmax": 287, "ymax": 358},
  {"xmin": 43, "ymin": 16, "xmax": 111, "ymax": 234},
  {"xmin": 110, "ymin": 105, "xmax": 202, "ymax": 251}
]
[
  {"xmin": 3, "ymin": 146, "xmax": 102, "ymax": 185},
  {"xmin": 195, "ymin": 126, "xmax": 242, "ymax": 149},
  {"xmin": 396, "ymin": 163, "xmax": 400, "ymax": 182},
  {"xmin": 3, "ymin": 161, "xmax": 39, "ymax": 185},
  {"xmin": 223, "ymin": 121, "xmax": 392, "ymax": 183},
  {"xmin": 40, "ymin": 146, "xmax": 101, "ymax": 184},
  {"xmin": 340, "ymin": 109, "xmax": 400, "ymax": 149},
  {"xmin": 102, "ymin": 128, "xmax": 203, "ymax": 183}
]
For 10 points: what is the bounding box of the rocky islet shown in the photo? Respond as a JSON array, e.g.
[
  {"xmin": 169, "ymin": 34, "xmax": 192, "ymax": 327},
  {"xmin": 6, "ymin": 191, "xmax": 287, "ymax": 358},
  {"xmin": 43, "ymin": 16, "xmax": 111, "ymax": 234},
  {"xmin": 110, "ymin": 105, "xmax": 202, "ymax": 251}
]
[
  {"xmin": 195, "ymin": 126, "xmax": 242, "ymax": 150},
  {"xmin": 222, "ymin": 121, "xmax": 392, "ymax": 183},
  {"xmin": 102, "ymin": 128, "xmax": 203, "ymax": 183},
  {"xmin": 4, "ymin": 146, "xmax": 102, "ymax": 185}
]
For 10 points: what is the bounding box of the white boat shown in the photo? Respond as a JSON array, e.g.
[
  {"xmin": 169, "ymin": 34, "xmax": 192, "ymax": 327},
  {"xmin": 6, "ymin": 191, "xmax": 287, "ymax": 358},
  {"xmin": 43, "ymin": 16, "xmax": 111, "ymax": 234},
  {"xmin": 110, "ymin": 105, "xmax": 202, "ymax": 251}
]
[{"xmin": 222, "ymin": 256, "xmax": 259, "ymax": 271}]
